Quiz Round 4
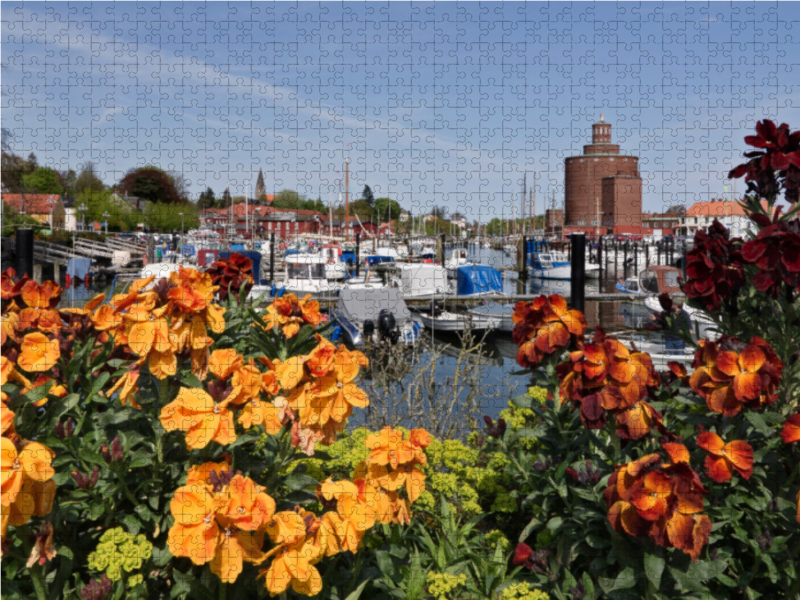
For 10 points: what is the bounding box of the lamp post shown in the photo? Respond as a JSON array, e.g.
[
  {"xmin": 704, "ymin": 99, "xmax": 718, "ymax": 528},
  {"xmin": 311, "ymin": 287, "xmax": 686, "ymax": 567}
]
[{"xmin": 103, "ymin": 212, "xmax": 109, "ymax": 235}]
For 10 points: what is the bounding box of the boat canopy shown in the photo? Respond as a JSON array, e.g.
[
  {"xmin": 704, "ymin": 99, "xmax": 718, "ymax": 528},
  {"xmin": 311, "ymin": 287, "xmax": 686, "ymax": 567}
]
[
  {"xmin": 455, "ymin": 265, "xmax": 503, "ymax": 296},
  {"xmin": 365, "ymin": 255, "xmax": 395, "ymax": 266},
  {"xmin": 336, "ymin": 287, "xmax": 412, "ymax": 324},
  {"xmin": 399, "ymin": 263, "xmax": 448, "ymax": 296}
]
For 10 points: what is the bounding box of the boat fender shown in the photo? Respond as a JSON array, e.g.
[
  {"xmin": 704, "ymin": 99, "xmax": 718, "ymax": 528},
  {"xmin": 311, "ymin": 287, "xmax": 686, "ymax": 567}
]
[
  {"xmin": 65, "ymin": 274, "xmax": 72, "ymax": 287},
  {"xmin": 271, "ymin": 284, "xmax": 277, "ymax": 297}
]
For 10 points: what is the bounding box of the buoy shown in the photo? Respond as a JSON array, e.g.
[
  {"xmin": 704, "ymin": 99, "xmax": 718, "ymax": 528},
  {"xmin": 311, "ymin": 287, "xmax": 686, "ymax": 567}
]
[
  {"xmin": 84, "ymin": 273, "xmax": 91, "ymax": 287},
  {"xmin": 65, "ymin": 274, "xmax": 72, "ymax": 287}
]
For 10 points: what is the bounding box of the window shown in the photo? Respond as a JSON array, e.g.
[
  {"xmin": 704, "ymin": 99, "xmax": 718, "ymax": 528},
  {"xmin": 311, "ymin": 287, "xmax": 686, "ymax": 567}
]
[{"xmin": 641, "ymin": 270, "xmax": 659, "ymax": 293}]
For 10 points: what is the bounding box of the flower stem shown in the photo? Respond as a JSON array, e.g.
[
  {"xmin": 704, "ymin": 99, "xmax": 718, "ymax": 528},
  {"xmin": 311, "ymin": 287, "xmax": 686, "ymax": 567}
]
[
  {"xmin": 19, "ymin": 524, "xmax": 48, "ymax": 600},
  {"xmin": 219, "ymin": 581, "xmax": 227, "ymax": 600}
]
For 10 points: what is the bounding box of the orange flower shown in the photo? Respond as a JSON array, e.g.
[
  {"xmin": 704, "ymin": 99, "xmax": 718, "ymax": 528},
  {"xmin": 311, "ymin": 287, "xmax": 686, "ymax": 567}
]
[
  {"xmin": 59, "ymin": 293, "xmax": 105, "ymax": 317},
  {"xmin": 697, "ymin": 432, "xmax": 753, "ymax": 482},
  {"xmin": 15, "ymin": 307, "xmax": 63, "ymax": 335},
  {"xmin": 123, "ymin": 302, "xmax": 177, "ymax": 379},
  {"xmin": 263, "ymin": 294, "xmax": 322, "ymax": 338},
  {"xmin": 690, "ymin": 337, "xmax": 783, "ymax": 417},
  {"xmin": 1, "ymin": 355, "xmax": 32, "ymax": 394},
  {"xmin": 258, "ymin": 510, "xmax": 325, "ymax": 596},
  {"xmin": 305, "ymin": 335, "xmax": 337, "ymax": 377},
  {"xmin": 5, "ymin": 479, "xmax": 56, "ymax": 527},
  {"xmin": 604, "ymin": 451, "xmax": 710, "ymax": 562},
  {"xmin": 781, "ymin": 414, "xmax": 800, "ymax": 444},
  {"xmin": 27, "ymin": 375, "xmax": 67, "ymax": 407},
  {"xmin": 615, "ymin": 401, "xmax": 664, "ymax": 440},
  {"xmin": 0, "ymin": 268, "xmax": 27, "ymax": 301},
  {"xmin": 167, "ymin": 484, "xmax": 226, "ymax": 565},
  {"xmin": 365, "ymin": 427, "xmax": 414, "ymax": 469},
  {"xmin": 513, "ymin": 295, "xmax": 586, "ymax": 369},
  {"xmin": 90, "ymin": 304, "xmax": 123, "ymax": 332},
  {"xmin": 160, "ymin": 387, "xmax": 236, "ymax": 450},
  {"xmin": 17, "ymin": 331, "xmax": 61, "ymax": 372},
  {"xmin": 186, "ymin": 461, "xmax": 233, "ymax": 488},
  {"xmin": 209, "ymin": 349, "xmax": 245, "ymax": 380},
  {"xmin": 1, "ymin": 437, "xmax": 55, "ymax": 507},
  {"xmin": 105, "ymin": 371, "xmax": 142, "ymax": 409},
  {"xmin": 1, "ymin": 398, "xmax": 15, "ymax": 436},
  {"xmin": 20, "ymin": 280, "xmax": 61, "ymax": 310},
  {"xmin": 600, "ymin": 340, "xmax": 657, "ymax": 410}
]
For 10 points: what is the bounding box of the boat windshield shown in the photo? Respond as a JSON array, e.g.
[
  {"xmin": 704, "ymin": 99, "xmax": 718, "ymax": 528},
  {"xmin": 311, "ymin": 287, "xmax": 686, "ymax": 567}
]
[
  {"xmin": 288, "ymin": 263, "xmax": 326, "ymax": 279},
  {"xmin": 663, "ymin": 270, "xmax": 680, "ymax": 288},
  {"xmin": 625, "ymin": 279, "xmax": 639, "ymax": 291},
  {"xmin": 641, "ymin": 270, "xmax": 659, "ymax": 293}
]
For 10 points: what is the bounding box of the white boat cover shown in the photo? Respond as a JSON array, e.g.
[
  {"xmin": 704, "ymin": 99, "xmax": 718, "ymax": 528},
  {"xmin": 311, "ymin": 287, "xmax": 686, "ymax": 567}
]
[{"xmin": 336, "ymin": 287, "xmax": 412, "ymax": 325}]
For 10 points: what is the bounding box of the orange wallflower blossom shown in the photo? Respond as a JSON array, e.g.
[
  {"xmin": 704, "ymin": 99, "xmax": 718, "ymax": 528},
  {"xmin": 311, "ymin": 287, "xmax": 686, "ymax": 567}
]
[
  {"xmin": 358, "ymin": 427, "xmax": 430, "ymax": 503},
  {"xmin": 1, "ymin": 399, "xmax": 15, "ymax": 436},
  {"xmin": 123, "ymin": 301, "xmax": 177, "ymax": 379},
  {"xmin": 262, "ymin": 294, "xmax": 322, "ymax": 338},
  {"xmin": 697, "ymin": 431, "xmax": 753, "ymax": 482},
  {"xmin": 604, "ymin": 451, "xmax": 710, "ymax": 562},
  {"xmin": 600, "ymin": 339, "xmax": 658, "ymax": 410},
  {"xmin": 105, "ymin": 370, "xmax": 142, "ymax": 409},
  {"xmin": 59, "ymin": 293, "xmax": 105, "ymax": 318},
  {"xmin": 512, "ymin": 294, "xmax": 587, "ymax": 369},
  {"xmin": 0, "ymin": 268, "xmax": 28, "ymax": 301},
  {"xmin": 27, "ymin": 375, "xmax": 67, "ymax": 407},
  {"xmin": 690, "ymin": 336, "xmax": 783, "ymax": 416},
  {"xmin": 1, "ymin": 437, "xmax": 55, "ymax": 507},
  {"xmin": 3, "ymin": 477, "xmax": 56, "ymax": 528},
  {"xmin": 108, "ymin": 276, "xmax": 155, "ymax": 311},
  {"xmin": 20, "ymin": 280, "xmax": 61, "ymax": 310},
  {"xmin": 17, "ymin": 331, "xmax": 61, "ymax": 372},
  {"xmin": 258, "ymin": 510, "xmax": 326, "ymax": 596},
  {"xmin": 615, "ymin": 401, "xmax": 666, "ymax": 440},
  {"xmin": 168, "ymin": 470, "xmax": 276, "ymax": 583},
  {"xmin": 781, "ymin": 414, "xmax": 800, "ymax": 444},
  {"xmin": 15, "ymin": 307, "xmax": 63, "ymax": 335},
  {"xmin": 1, "ymin": 355, "xmax": 32, "ymax": 396},
  {"xmin": 160, "ymin": 387, "xmax": 236, "ymax": 450}
]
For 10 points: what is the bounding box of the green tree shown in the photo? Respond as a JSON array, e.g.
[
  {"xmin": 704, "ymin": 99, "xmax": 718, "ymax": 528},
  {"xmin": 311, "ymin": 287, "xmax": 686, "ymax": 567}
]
[
  {"xmin": 348, "ymin": 199, "xmax": 374, "ymax": 222},
  {"xmin": 374, "ymin": 197, "xmax": 401, "ymax": 221},
  {"xmin": 75, "ymin": 188, "xmax": 139, "ymax": 232},
  {"xmin": 197, "ymin": 187, "xmax": 216, "ymax": 210},
  {"xmin": 361, "ymin": 184, "xmax": 375, "ymax": 207},
  {"xmin": 271, "ymin": 189, "xmax": 303, "ymax": 209},
  {"xmin": 1, "ymin": 201, "xmax": 42, "ymax": 235},
  {"xmin": 144, "ymin": 201, "xmax": 198, "ymax": 232},
  {"xmin": 60, "ymin": 169, "xmax": 77, "ymax": 197},
  {"xmin": 118, "ymin": 166, "xmax": 180, "ymax": 204},
  {"xmin": 219, "ymin": 188, "xmax": 232, "ymax": 208},
  {"xmin": 0, "ymin": 152, "xmax": 36, "ymax": 193},
  {"xmin": 74, "ymin": 162, "xmax": 106, "ymax": 196},
  {"xmin": 21, "ymin": 167, "xmax": 63, "ymax": 195}
]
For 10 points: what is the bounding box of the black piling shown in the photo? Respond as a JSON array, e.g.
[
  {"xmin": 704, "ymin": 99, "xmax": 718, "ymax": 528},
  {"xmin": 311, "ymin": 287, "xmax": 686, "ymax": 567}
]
[
  {"xmin": 623, "ymin": 241, "xmax": 629, "ymax": 279},
  {"xmin": 682, "ymin": 242, "xmax": 687, "ymax": 279},
  {"xmin": 355, "ymin": 233, "xmax": 361, "ymax": 277},
  {"xmin": 16, "ymin": 229, "xmax": 34, "ymax": 279},
  {"xmin": 269, "ymin": 232, "xmax": 275, "ymax": 284},
  {"xmin": 440, "ymin": 233, "xmax": 446, "ymax": 265},
  {"xmin": 645, "ymin": 242, "xmax": 649, "ymax": 268},
  {"xmin": 633, "ymin": 242, "xmax": 638, "ymax": 276},
  {"xmin": 521, "ymin": 236, "xmax": 528, "ymax": 281},
  {"xmin": 614, "ymin": 241, "xmax": 619, "ymax": 280},
  {"xmin": 567, "ymin": 240, "xmax": 571, "ymax": 262},
  {"xmin": 570, "ymin": 234, "xmax": 586, "ymax": 314},
  {"xmin": 657, "ymin": 240, "xmax": 662, "ymax": 266},
  {"xmin": 598, "ymin": 236, "xmax": 604, "ymax": 287}
]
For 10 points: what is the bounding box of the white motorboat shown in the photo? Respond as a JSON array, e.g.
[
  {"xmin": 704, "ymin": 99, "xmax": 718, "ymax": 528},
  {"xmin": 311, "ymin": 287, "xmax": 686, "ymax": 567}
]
[
  {"xmin": 468, "ymin": 302, "xmax": 516, "ymax": 333},
  {"xmin": 276, "ymin": 253, "xmax": 342, "ymax": 298},
  {"xmin": 417, "ymin": 310, "xmax": 500, "ymax": 333},
  {"xmin": 643, "ymin": 296, "xmax": 720, "ymax": 342},
  {"xmin": 530, "ymin": 251, "xmax": 600, "ymax": 280}
]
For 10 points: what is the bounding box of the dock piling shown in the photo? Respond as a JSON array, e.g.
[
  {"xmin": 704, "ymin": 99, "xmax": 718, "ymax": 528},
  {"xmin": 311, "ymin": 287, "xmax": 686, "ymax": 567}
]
[
  {"xmin": 570, "ymin": 233, "xmax": 586, "ymax": 314},
  {"xmin": 16, "ymin": 229, "xmax": 34, "ymax": 279},
  {"xmin": 269, "ymin": 232, "xmax": 275, "ymax": 284}
]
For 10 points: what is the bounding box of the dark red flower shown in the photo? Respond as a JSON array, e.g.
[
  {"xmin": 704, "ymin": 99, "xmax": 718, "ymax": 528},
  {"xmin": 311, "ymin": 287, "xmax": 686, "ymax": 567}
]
[
  {"xmin": 741, "ymin": 216, "xmax": 800, "ymax": 298},
  {"xmin": 206, "ymin": 253, "xmax": 254, "ymax": 302},
  {"xmin": 683, "ymin": 220, "xmax": 745, "ymax": 311},
  {"xmin": 729, "ymin": 120, "xmax": 800, "ymax": 203}
]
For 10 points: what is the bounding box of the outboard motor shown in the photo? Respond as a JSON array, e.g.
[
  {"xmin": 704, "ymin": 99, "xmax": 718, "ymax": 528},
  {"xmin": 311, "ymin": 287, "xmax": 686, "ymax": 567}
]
[
  {"xmin": 363, "ymin": 319, "xmax": 375, "ymax": 343},
  {"xmin": 377, "ymin": 309, "xmax": 398, "ymax": 344}
]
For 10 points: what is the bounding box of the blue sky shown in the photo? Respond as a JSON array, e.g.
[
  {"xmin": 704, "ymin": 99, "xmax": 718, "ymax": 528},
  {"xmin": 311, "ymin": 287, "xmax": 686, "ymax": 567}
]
[{"xmin": 2, "ymin": 2, "xmax": 799, "ymax": 221}]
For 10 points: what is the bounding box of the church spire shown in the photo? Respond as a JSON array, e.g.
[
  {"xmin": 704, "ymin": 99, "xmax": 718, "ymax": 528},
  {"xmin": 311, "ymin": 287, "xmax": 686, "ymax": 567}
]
[{"xmin": 255, "ymin": 169, "xmax": 266, "ymax": 201}]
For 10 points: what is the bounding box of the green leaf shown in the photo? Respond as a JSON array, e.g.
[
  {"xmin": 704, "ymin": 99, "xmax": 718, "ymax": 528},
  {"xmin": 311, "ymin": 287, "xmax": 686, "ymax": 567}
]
[
  {"xmin": 119, "ymin": 513, "xmax": 142, "ymax": 535},
  {"xmin": 344, "ymin": 580, "xmax": 370, "ymax": 600},
  {"xmin": 581, "ymin": 572, "xmax": 596, "ymax": 599},
  {"xmin": 518, "ymin": 515, "xmax": 540, "ymax": 543},
  {"xmin": 180, "ymin": 373, "xmax": 203, "ymax": 388},
  {"xmin": 599, "ymin": 567, "xmax": 637, "ymax": 592},
  {"xmin": 510, "ymin": 394, "xmax": 532, "ymax": 409},
  {"xmin": 282, "ymin": 473, "xmax": 319, "ymax": 491},
  {"xmin": 90, "ymin": 372, "xmax": 111, "ymax": 398},
  {"xmin": 644, "ymin": 552, "xmax": 665, "ymax": 589}
]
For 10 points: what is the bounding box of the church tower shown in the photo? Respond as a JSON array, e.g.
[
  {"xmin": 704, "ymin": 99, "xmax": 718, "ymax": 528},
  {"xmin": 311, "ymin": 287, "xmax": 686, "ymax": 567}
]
[{"xmin": 255, "ymin": 169, "xmax": 266, "ymax": 201}]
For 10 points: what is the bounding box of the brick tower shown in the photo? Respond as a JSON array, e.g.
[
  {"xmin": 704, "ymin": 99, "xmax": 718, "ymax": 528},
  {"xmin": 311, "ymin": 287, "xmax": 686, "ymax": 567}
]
[{"xmin": 564, "ymin": 116, "xmax": 641, "ymax": 232}]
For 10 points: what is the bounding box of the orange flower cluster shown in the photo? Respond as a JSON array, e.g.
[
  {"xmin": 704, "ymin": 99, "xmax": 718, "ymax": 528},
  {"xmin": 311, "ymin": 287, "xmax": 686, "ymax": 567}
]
[
  {"xmin": 557, "ymin": 327, "xmax": 661, "ymax": 436},
  {"xmin": 349, "ymin": 427, "xmax": 432, "ymax": 525},
  {"xmin": 275, "ymin": 336, "xmax": 370, "ymax": 454},
  {"xmin": 262, "ymin": 294, "xmax": 322, "ymax": 338},
  {"xmin": 1, "ymin": 429, "xmax": 56, "ymax": 552},
  {"xmin": 512, "ymin": 295, "xmax": 587, "ymax": 369},
  {"xmin": 689, "ymin": 336, "xmax": 783, "ymax": 417},
  {"xmin": 168, "ymin": 462, "xmax": 276, "ymax": 583},
  {"xmin": 604, "ymin": 447, "xmax": 711, "ymax": 562},
  {"xmin": 697, "ymin": 431, "xmax": 753, "ymax": 483}
]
